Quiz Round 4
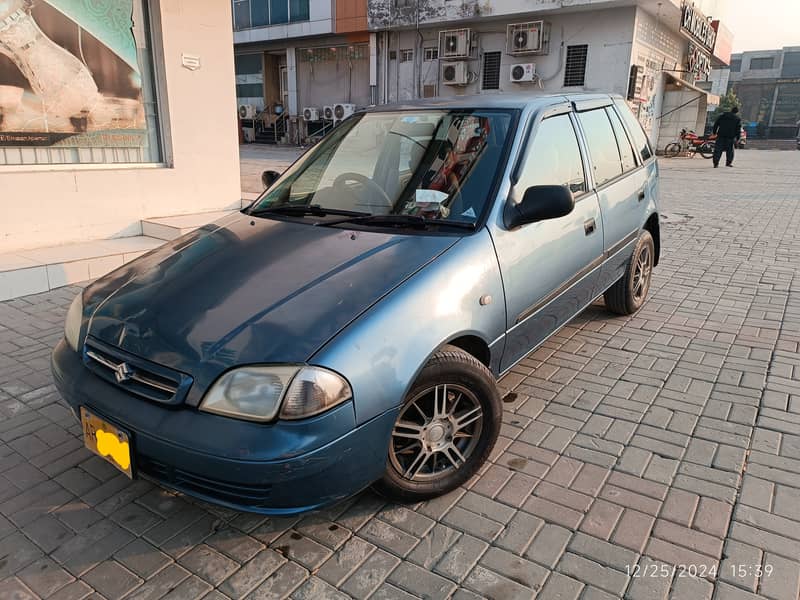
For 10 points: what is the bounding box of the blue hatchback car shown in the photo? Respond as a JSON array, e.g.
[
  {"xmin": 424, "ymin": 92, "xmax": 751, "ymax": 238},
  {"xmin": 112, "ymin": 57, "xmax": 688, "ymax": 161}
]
[{"xmin": 52, "ymin": 93, "xmax": 660, "ymax": 514}]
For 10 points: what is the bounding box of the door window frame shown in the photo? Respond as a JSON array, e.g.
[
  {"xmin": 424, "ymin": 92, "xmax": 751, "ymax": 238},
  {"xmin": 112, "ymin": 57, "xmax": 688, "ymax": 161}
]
[{"xmin": 511, "ymin": 104, "xmax": 592, "ymax": 203}]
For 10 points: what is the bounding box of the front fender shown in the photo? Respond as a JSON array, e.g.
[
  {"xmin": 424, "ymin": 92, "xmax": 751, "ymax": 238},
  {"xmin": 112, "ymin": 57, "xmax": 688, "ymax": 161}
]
[{"xmin": 311, "ymin": 228, "xmax": 506, "ymax": 425}]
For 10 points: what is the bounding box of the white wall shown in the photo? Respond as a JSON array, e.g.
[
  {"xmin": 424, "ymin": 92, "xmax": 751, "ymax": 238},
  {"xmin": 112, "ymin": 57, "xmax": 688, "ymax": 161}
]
[
  {"xmin": 380, "ymin": 7, "xmax": 636, "ymax": 103},
  {"xmin": 0, "ymin": 0, "xmax": 242, "ymax": 253}
]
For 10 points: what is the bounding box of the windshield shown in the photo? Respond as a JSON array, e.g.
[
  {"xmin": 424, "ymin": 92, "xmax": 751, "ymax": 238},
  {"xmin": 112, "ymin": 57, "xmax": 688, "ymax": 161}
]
[{"xmin": 250, "ymin": 110, "xmax": 514, "ymax": 227}]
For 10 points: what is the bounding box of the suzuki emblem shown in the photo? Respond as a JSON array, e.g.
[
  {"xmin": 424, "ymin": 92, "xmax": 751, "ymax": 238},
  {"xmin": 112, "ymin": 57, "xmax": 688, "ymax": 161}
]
[{"xmin": 114, "ymin": 362, "xmax": 135, "ymax": 384}]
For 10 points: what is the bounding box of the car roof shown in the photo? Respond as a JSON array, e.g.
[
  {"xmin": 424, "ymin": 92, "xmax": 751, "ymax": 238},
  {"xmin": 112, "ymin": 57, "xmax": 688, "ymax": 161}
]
[{"xmin": 361, "ymin": 92, "xmax": 622, "ymax": 113}]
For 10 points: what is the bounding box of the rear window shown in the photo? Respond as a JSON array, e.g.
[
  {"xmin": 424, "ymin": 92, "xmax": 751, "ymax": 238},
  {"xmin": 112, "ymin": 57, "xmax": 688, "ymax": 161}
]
[{"xmin": 613, "ymin": 98, "xmax": 653, "ymax": 162}]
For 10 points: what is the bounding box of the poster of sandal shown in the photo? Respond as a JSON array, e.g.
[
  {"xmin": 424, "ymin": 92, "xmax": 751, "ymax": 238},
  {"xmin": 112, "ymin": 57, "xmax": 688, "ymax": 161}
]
[{"xmin": 0, "ymin": 0, "xmax": 150, "ymax": 149}]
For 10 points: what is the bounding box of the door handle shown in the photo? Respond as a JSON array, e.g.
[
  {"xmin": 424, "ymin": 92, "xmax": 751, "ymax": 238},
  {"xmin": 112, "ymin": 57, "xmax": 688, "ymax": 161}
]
[
  {"xmin": 638, "ymin": 189, "xmax": 646, "ymax": 202},
  {"xmin": 584, "ymin": 218, "xmax": 596, "ymax": 236}
]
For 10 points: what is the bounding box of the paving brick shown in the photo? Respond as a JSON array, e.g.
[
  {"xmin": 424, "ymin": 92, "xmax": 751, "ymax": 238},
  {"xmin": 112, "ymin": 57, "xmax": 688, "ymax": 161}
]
[
  {"xmin": 736, "ymin": 504, "xmax": 800, "ymax": 543},
  {"xmin": 759, "ymin": 552, "xmax": 800, "ymax": 600},
  {"xmin": 291, "ymin": 576, "xmax": 350, "ymax": 600},
  {"xmin": 624, "ymin": 557, "xmax": 672, "ymax": 600},
  {"xmin": 271, "ymin": 531, "xmax": 332, "ymax": 570},
  {"xmin": 495, "ymin": 511, "xmax": 543, "ymax": 554},
  {"xmin": 610, "ymin": 509, "xmax": 654, "ymax": 553},
  {"xmin": 204, "ymin": 527, "xmax": 264, "ymax": 563},
  {"xmin": 160, "ymin": 574, "xmax": 213, "ymax": 600},
  {"xmin": 246, "ymin": 561, "xmax": 307, "ymax": 600},
  {"xmin": 525, "ymin": 524, "xmax": 572, "ymax": 569},
  {"xmin": 340, "ymin": 549, "xmax": 399, "ymax": 599},
  {"xmin": 463, "ymin": 564, "xmax": 537, "ymax": 600},
  {"xmin": 123, "ymin": 564, "xmax": 190, "ymax": 600},
  {"xmin": 388, "ymin": 561, "xmax": 457, "ymax": 599},
  {"xmin": 600, "ymin": 484, "xmax": 661, "ymax": 516},
  {"xmin": 739, "ymin": 475, "xmax": 774, "ymax": 511},
  {"xmin": 81, "ymin": 560, "xmax": 142, "ymax": 598},
  {"xmin": 177, "ymin": 543, "xmax": 239, "ymax": 586},
  {"xmin": 719, "ymin": 539, "xmax": 762, "ymax": 592},
  {"xmin": 316, "ymin": 536, "xmax": 374, "ymax": 586},
  {"xmin": 644, "ymin": 537, "xmax": 718, "ymax": 572},
  {"xmin": 693, "ymin": 496, "xmax": 732, "ymax": 538},
  {"xmin": 0, "ymin": 531, "xmax": 43, "ymax": 578},
  {"xmin": 0, "ymin": 578, "xmax": 38, "ymax": 600},
  {"xmin": 114, "ymin": 538, "xmax": 172, "ymax": 579},
  {"xmin": 579, "ymin": 499, "xmax": 623, "ymax": 540},
  {"xmin": 218, "ymin": 549, "xmax": 285, "ymax": 599},
  {"xmin": 556, "ymin": 552, "xmax": 629, "ymax": 596},
  {"xmin": 533, "ymin": 480, "xmax": 593, "ymax": 512},
  {"xmin": 441, "ymin": 506, "xmax": 503, "ymax": 542},
  {"xmin": 536, "ymin": 571, "xmax": 583, "ymax": 600},
  {"xmin": 660, "ymin": 488, "xmax": 699, "ymax": 527},
  {"xmin": 17, "ymin": 557, "xmax": 75, "ymax": 598},
  {"xmin": 567, "ymin": 532, "xmax": 638, "ymax": 572},
  {"xmin": 456, "ymin": 490, "xmax": 516, "ymax": 524},
  {"xmin": 669, "ymin": 573, "xmax": 713, "ymax": 600},
  {"xmin": 433, "ymin": 533, "xmax": 487, "ymax": 583}
]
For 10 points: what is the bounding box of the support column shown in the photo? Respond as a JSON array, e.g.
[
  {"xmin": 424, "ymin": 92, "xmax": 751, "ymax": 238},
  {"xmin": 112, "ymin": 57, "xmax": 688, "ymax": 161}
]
[{"xmin": 286, "ymin": 47, "xmax": 298, "ymax": 116}]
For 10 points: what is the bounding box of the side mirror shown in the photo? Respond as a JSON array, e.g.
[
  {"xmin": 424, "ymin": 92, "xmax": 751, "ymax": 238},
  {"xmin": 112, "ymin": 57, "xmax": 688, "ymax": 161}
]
[
  {"xmin": 261, "ymin": 170, "xmax": 281, "ymax": 189},
  {"xmin": 505, "ymin": 185, "xmax": 575, "ymax": 230}
]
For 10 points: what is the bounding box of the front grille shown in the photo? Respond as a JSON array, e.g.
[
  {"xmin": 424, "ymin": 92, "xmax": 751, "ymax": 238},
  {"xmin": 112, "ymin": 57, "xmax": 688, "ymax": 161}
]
[
  {"xmin": 83, "ymin": 338, "xmax": 191, "ymax": 405},
  {"xmin": 138, "ymin": 455, "xmax": 273, "ymax": 506}
]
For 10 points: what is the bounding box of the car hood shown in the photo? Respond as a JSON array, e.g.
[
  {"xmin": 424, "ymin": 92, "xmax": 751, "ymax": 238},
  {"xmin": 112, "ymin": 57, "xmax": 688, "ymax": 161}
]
[{"xmin": 84, "ymin": 213, "xmax": 457, "ymax": 385}]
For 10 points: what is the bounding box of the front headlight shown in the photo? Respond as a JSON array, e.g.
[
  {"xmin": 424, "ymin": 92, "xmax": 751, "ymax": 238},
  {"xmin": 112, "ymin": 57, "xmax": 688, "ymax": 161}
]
[
  {"xmin": 64, "ymin": 293, "xmax": 83, "ymax": 351},
  {"xmin": 199, "ymin": 365, "xmax": 352, "ymax": 422}
]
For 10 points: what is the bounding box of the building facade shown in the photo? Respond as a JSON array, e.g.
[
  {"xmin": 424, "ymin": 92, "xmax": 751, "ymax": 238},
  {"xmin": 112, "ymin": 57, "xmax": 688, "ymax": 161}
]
[
  {"xmin": 232, "ymin": 0, "xmax": 371, "ymax": 143},
  {"xmin": 368, "ymin": 0, "xmax": 730, "ymax": 150},
  {"xmin": 233, "ymin": 0, "xmax": 730, "ymax": 149},
  {"xmin": 724, "ymin": 47, "xmax": 800, "ymax": 139},
  {"xmin": 0, "ymin": 0, "xmax": 241, "ymax": 253}
]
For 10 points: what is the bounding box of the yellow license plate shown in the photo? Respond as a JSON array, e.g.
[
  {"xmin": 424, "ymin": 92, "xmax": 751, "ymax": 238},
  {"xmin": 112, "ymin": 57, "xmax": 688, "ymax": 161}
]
[{"xmin": 81, "ymin": 407, "xmax": 133, "ymax": 478}]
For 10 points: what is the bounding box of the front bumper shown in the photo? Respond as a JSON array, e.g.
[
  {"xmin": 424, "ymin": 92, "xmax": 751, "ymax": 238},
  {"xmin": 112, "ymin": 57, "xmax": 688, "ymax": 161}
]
[{"xmin": 52, "ymin": 339, "xmax": 397, "ymax": 515}]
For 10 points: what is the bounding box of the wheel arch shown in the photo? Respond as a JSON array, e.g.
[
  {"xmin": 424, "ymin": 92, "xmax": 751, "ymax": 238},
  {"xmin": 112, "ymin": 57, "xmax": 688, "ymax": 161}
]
[
  {"xmin": 443, "ymin": 334, "xmax": 492, "ymax": 370},
  {"xmin": 643, "ymin": 212, "xmax": 660, "ymax": 266}
]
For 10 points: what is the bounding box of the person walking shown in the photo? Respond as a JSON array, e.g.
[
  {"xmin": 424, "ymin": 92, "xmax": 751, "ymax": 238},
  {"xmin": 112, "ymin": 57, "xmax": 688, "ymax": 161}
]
[{"xmin": 712, "ymin": 106, "xmax": 742, "ymax": 168}]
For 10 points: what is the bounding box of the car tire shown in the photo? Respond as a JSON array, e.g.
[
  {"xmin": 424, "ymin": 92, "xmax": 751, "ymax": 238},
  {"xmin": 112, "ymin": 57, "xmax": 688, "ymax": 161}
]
[
  {"xmin": 373, "ymin": 345, "xmax": 502, "ymax": 503},
  {"xmin": 604, "ymin": 230, "xmax": 655, "ymax": 316}
]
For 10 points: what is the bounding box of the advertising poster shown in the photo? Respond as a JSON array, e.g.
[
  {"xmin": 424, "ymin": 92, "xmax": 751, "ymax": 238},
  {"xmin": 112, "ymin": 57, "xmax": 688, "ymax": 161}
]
[{"xmin": 0, "ymin": 0, "xmax": 147, "ymax": 149}]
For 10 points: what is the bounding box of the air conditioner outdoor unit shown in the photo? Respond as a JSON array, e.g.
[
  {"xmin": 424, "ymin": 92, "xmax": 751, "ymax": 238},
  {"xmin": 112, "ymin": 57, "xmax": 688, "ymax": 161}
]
[
  {"xmin": 441, "ymin": 61, "xmax": 469, "ymax": 86},
  {"xmin": 238, "ymin": 104, "xmax": 257, "ymax": 119},
  {"xmin": 302, "ymin": 107, "xmax": 320, "ymax": 121},
  {"xmin": 323, "ymin": 105, "xmax": 335, "ymax": 120},
  {"xmin": 333, "ymin": 103, "xmax": 356, "ymax": 122},
  {"xmin": 510, "ymin": 63, "xmax": 537, "ymax": 83},
  {"xmin": 507, "ymin": 21, "xmax": 547, "ymax": 55},
  {"xmin": 439, "ymin": 28, "xmax": 472, "ymax": 59}
]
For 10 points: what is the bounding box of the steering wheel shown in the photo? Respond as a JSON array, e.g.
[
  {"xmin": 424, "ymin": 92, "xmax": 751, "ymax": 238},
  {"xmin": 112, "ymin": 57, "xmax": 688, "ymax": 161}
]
[{"xmin": 333, "ymin": 172, "xmax": 393, "ymax": 209}]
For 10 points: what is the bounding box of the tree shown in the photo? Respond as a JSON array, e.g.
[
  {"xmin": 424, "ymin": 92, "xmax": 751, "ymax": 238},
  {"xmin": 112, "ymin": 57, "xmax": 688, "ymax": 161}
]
[{"xmin": 711, "ymin": 91, "xmax": 741, "ymax": 121}]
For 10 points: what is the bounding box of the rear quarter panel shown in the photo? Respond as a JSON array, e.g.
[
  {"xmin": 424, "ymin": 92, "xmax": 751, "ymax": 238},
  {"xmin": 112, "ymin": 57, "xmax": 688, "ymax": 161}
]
[{"xmin": 310, "ymin": 228, "xmax": 506, "ymax": 425}]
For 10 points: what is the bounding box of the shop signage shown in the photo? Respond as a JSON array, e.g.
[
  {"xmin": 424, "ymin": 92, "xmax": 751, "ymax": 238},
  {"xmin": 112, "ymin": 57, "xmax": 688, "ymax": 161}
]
[
  {"xmin": 687, "ymin": 41, "xmax": 712, "ymax": 81},
  {"xmin": 681, "ymin": 3, "xmax": 717, "ymax": 54}
]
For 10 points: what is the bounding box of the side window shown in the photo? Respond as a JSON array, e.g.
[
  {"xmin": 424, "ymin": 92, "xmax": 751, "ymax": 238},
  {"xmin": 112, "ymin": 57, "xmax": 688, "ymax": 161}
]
[
  {"xmin": 606, "ymin": 107, "xmax": 637, "ymax": 172},
  {"xmin": 518, "ymin": 114, "xmax": 586, "ymax": 195},
  {"xmin": 613, "ymin": 99, "xmax": 653, "ymax": 162},
  {"xmin": 578, "ymin": 109, "xmax": 623, "ymax": 187}
]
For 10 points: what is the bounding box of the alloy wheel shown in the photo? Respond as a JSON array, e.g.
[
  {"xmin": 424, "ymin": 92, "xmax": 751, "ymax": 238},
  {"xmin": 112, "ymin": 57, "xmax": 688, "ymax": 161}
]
[
  {"xmin": 389, "ymin": 384, "xmax": 483, "ymax": 481},
  {"xmin": 633, "ymin": 245, "xmax": 652, "ymax": 302}
]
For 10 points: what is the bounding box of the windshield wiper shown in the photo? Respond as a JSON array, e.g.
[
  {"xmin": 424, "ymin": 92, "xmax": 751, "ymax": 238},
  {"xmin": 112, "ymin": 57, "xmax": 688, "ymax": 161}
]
[
  {"xmin": 249, "ymin": 204, "xmax": 369, "ymax": 218},
  {"xmin": 320, "ymin": 214, "xmax": 476, "ymax": 231}
]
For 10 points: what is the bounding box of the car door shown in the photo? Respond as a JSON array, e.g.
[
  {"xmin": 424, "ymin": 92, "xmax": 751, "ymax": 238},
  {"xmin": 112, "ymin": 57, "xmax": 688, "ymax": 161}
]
[
  {"xmin": 495, "ymin": 109, "xmax": 604, "ymax": 372},
  {"xmin": 575, "ymin": 103, "xmax": 649, "ymax": 293}
]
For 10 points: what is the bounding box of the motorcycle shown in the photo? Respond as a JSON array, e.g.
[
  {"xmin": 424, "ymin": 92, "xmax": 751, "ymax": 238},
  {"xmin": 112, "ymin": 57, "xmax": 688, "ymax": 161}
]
[{"xmin": 663, "ymin": 129, "xmax": 716, "ymax": 159}]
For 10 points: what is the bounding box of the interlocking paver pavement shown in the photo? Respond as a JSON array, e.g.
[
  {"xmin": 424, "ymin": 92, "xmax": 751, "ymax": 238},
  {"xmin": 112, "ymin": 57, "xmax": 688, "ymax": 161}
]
[{"xmin": 1, "ymin": 151, "xmax": 800, "ymax": 599}]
